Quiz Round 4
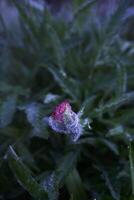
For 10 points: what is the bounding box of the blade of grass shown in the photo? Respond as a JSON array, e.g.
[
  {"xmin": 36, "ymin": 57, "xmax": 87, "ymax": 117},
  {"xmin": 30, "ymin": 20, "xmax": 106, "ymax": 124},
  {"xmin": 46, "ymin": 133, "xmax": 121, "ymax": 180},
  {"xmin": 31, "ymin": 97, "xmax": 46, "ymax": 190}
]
[
  {"xmin": 66, "ymin": 168, "xmax": 88, "ymax": 200},
  {"xmin": 115, "ymin": 63, "xmax": 127, "ymax": 98},
  {"xmin": 8, "ymin": 146, "xmax": 48, "ymax": 200},
  {"xmin": 91, "ymin": 91, "xmax": 134, "ymax": 117}
]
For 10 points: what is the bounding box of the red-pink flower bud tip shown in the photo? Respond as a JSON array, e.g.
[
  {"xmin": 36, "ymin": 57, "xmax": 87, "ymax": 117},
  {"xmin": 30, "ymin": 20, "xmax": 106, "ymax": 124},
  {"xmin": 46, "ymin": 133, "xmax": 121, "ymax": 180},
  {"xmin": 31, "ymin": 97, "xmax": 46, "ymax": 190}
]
[{"xmin": 52, "ymin": 100, "xmax": 71, "ymax": 122}]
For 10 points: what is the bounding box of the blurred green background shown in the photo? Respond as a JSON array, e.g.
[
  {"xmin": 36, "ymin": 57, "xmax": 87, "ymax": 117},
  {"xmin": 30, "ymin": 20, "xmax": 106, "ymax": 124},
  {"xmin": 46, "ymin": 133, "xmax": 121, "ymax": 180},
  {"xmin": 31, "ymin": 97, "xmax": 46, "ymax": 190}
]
[{"xmin": 0, "ymin": 0, "xmax": 134, "ymax": 199}]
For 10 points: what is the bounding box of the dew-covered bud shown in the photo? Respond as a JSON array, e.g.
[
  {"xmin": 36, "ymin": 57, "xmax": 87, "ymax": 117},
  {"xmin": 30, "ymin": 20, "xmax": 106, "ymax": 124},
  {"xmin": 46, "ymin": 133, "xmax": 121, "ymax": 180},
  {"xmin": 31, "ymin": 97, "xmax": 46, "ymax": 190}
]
[{"xmin": 46, "ymin": 100, "xmax": 83, "ymax": 142}]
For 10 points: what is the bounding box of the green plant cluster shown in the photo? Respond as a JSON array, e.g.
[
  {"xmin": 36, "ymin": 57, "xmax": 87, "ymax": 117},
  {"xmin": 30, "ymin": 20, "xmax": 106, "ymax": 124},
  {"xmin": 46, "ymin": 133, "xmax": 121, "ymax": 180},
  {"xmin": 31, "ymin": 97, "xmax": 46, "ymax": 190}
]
[{"xmin": 0, "ymin": 0, "xmax": 134, "ymax": 199}]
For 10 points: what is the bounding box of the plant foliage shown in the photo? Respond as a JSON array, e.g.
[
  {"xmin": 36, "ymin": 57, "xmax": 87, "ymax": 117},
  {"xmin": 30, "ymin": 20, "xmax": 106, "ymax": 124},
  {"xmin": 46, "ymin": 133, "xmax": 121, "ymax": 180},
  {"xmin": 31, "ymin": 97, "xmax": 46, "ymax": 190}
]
[{"xmin": 0, "ymin": 0, "xmax": 134, "ymax": 199}]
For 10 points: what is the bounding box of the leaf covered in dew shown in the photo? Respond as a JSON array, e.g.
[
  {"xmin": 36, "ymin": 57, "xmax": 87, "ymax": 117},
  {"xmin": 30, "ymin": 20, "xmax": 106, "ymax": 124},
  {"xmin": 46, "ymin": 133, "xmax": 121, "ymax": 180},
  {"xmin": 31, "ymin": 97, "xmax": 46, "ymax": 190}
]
[
  {"xmin": 0, "ymin": 95, "xmax": 17, "ymax": 128},
  {"xmin": 8, "ymin": 146, "xmax": 48, "ymax": 200},
  {"xmin": 42, "ymin": 172, "xmax": 58, "ymax": 200},
  {"xmin": 22, "ymin": 102, "xmax": 49, "ymax": 138}
]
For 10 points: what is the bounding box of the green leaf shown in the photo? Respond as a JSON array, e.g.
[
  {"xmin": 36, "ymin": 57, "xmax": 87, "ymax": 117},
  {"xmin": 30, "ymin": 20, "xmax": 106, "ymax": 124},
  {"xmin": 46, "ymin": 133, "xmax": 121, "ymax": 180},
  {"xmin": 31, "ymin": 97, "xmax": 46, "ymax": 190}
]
[
  {"xmin": 0, "ymin": 95, "xmax": 17, "ymax": 128},
  {"xmin": 8, "ymin": 146, "xmax": 48, "ymax": 200},
  {"xmin": 48, "ymin": 66, "xmax": 77, "ymax": 100},
  {"xmin": 77, "ymin": 137, "xmax": 119, "ymax": 155},
  {"xmin": 46, "ymin": 25, "xmax": 65, "ymax": 71},
  {"xmin": 23, "ymin": 102, "xmax": 49, "ymax": 139},
  {"xmin": 41, "ymin": 172, "xmax": 58, "ymax": 200},
  {"xmin": 105, "ymin": 0, "xmax": 129, "ymax": 33},
  {"xmin": 55, "ymin": 150, "xmax": 80, "ymax": 186},
  {"xmin": 12, "ymin": 0, "xmax": 40, "ymax": 50},
  {"xmin": 92, "ymin": 91, "xmax": 134, "ymax": 117},
  {"xmin": 96, "ymin": 165, "xmax": 120, "ymax": 200},
  {"xmin": 99, "ymin": 139, "xmax": 119, "ymax": 155},
  {"xmin": 66, "ymin": 168, "xmax": 88, "ymax": 200},
  {"xmin": 129, "ymin": 195, "xmax": 134, "ymax": 200},
  {"xmin": 16, "ymin": 143, "xmax": 39, "ymax": 171},
  {"xmin": 78, "ymin": 95, "xmax": 97, "ymax": 117},
  {"xmin": 116, "ymin": 63, "xmax": 127, "ymax": 98},
  {"xmin": 107, "ymin": 125, "xmax": 124, "ymax": 137},
  {"xmin": 129, "ymin": 142, "xmax": 134, "ymax": 196},
  {"xmin": 71, "ymin": 0, "xmax": 97, "ymax": 29}
]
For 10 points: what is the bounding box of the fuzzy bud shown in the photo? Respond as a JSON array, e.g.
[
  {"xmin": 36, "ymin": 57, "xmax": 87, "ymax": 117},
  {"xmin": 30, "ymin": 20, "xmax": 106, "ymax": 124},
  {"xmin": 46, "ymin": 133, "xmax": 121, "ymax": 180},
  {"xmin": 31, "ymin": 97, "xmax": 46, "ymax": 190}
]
[{"xmin": 46, "ymin": 100, "xmax": 82, "ymax": 142}]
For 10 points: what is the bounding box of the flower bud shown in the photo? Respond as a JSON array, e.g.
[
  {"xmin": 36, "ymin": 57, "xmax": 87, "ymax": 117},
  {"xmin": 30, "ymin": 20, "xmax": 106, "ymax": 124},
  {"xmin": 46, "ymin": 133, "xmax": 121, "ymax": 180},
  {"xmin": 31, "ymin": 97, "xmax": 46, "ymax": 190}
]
[{"xmin": 46, "ymin": 100, "xmax": 82, "ymax": 142}]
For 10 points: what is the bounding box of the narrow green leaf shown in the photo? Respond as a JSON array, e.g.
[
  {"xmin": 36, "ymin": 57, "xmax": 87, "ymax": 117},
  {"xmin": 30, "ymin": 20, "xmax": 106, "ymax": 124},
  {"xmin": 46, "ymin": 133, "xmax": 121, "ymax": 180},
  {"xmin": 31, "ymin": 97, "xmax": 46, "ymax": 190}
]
[
  {"xmin": 72, "ymin": 0, "xmax": 97, "ymax": 24},
  {"xmin": 129, "ymin": 195, "xmax": 134, "ymax": 200},
  {"xmin": 99, "ymin": 139, "xmax": 119, "ymax": 155},
  {"xmin": 12, "ymin": 0, "xmax": 38, "ymax": 36},
  {"xmin": 92, "ymin": 91, "xmax": 134, "ymax": 117},
  {"xmin": 12, "ymin": 0, "xmax": 40, "ymax": 50},
  {"xmin": 66, "ymin": 168, "xmax": 88, "ymax": 200},
  {"xmin": 48, "ymin": 66, "xmax": 77, "ymax": 100},
  {"xmin": 78, "ymin": 95, "xmax": 96, "ymax": 117},
  {"xmin": 107, "ymin": 125, "xmax": 124, "ymax": 137},
  {"xmin": 116, "ymin": 63, "xmax": 127, "ymax": 98},
  {"xmin": 8, "ymin": 146, "xmax": 48, "ymax": 200},
  {"xmin": 46, "ymin": 25, "xmax": 65, "ymax": 70},
  {"xmin": 97, "ymin": 165, "xmax": 120, "ymax": 200},
  {"xmin": 55, "ymin": 150, "xmax": 80, "ymax": 186},
  {"xmin": 16, "ymin": 143, "xmax": 39, "ymax": 171},
  {"xmin": 129, "ymin": 142, "xmax": 134, "ymax": 196},
  {"xmin": 105, "ymin": 0, "xmax": 129, "ymax": 36},
  {"xmin": 0, "ymin": 95, "xmax": 17, "ymax": 128}
]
